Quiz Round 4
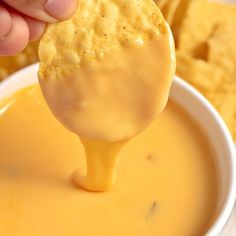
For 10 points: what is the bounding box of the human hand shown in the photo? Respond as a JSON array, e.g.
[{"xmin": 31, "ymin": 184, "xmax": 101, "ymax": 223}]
[{"xmin": 0, "ymin": 0, "xmax": 77, "ymax": 56}]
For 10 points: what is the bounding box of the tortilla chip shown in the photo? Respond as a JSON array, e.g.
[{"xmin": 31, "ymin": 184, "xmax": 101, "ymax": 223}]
[
  {"xmin": 176, "ymin": 50, "xmax": 228, "ymax": 93},
  {"xmin": 176, "ymin": 0, "xmax": 236, "ymax": 57},
  {"xmin": 155, "ymin": 0, "xmax": 181, "ymax": 25},
  {"xmin": 154, "ymin": 0, "xmax": 168, "ymax": 9},
  {"xmin": 208, "ymin": 23, "xmax": 236, "ymax": 78},
  {"xmin": 176, "ymin": 50, "xmax": 236, "ymax": 140}
]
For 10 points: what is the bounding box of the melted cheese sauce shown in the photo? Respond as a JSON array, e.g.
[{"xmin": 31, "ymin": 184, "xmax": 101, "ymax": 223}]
[
  {"xmin": 40, "ymin": 33, "xmax": 175, "ymax": 191},
  {"xmin": 40, "ymin": 35, "xmax": 175, "ymax": 142},
  {"xmin": 0, "ymin": 85, "xmax": 218, "ymax": 236}
]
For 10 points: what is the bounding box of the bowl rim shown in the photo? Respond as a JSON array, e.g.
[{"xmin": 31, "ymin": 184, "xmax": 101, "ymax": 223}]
[
  {"xmin": 172, "ymin": 76, "xmax": 236, "ymax": 236},
  {"xmin": 0, "ymin": 63, "xmax": 235, "ymax": 235}
]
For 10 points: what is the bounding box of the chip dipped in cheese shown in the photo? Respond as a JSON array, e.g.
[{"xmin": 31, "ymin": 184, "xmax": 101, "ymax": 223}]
[{"xmin": 38, "ymin": 0, "xmax": 175, "ymax": 142}]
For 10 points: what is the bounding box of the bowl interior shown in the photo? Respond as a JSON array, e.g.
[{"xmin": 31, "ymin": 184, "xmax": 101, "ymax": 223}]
[{"xmin": 0, "ymin": 63, "xmax": 235, "ymax": 235}]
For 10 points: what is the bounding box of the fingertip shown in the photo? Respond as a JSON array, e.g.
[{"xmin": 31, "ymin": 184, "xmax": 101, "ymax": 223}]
[
  {"xmin": 3, "ymin": 0, "xmax": 56, "ymax": 23},
  {"xmin": 3, "ymin": 0, "xmax": 77, "ymax": 23},
  {"xmin": 44, "ymin": 0, "xmax": 78, "ymax": 21},
  {"xmin": 24, "ymin": 17, "xmax": 46, "ymax": 41},
  {"xmin": 0, "ymin": 6, "xmax": 12, "ymax": 39},
  {"xmin": 0, "ymin": 12, "xmax": 29, "ymax": 56}
]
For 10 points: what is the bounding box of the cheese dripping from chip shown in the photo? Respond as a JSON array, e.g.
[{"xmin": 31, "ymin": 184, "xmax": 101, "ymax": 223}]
[{"xmin": 38, "ymin": 0, "xmax": 175, "ymax": 191}]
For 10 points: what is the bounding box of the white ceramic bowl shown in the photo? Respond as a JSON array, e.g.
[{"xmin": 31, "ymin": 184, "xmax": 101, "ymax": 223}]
[{"xmin": 0, "ymin": 63, "xmax": 235, "ymax": 236}]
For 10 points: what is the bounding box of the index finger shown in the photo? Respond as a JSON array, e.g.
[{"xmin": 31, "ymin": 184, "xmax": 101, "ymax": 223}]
[{"xmin": 3, "ymin": 0, "xmax": 77, "ymax": 23}]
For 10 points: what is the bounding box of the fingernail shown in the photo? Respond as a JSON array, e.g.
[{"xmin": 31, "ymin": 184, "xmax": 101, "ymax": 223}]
[
  {"xmin": 0, "ymin": 7, "xmax": 12, "ymax": 40},
  {"xmin": 44, "ymin": 0, "xmax": 77, "ymax": 20},
  {"xmin": 0, "ymin": 29, "xmax": 11, "ymax": 41}
]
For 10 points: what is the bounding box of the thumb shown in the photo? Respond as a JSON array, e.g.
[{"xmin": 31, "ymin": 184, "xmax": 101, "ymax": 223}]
[{"xmin": 3, "ymin": 0, "xmax": 77, "ymax": 23}]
